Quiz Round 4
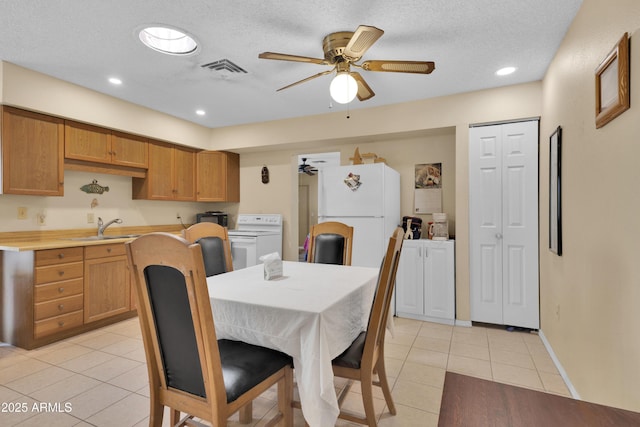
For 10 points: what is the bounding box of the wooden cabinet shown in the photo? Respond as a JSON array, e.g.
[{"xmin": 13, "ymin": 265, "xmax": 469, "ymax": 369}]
[
  {"xmin": 1, "ymin": 242, "xmax": 137, "ymax": 349},
  {"xmin": 84, "ymin": 243, "xmax": 131, "ymax": 323},
  {"xmin": 132, "ymin": 140, "xmax": 196, "ymax": 201},
  {"xmin": 33, "ymin": 247, "xmax": 84, "ymax": 339},
  {"xmin": 65, "ymin": 121, "xmax": 148, "ymax": 169},
  {"xmin": 196, "ymin": 151, "xmax": 240, "ymax": 202},
  {"xmin": 1, "ymin": 106, "xmax": 65, "ymax": 196},
  {"xmin": 395, "ymin": 239, "xmax": 455, "ymax": 324}
]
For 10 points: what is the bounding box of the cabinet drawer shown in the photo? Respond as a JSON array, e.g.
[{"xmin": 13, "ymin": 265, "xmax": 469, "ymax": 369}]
[
  {"xmin": 35, "ymin": 277, "xmax": 83, "ymax": 302},
  {"xmin": 84, "ymin": 243, "xmax": 126, "ymax": 260},
  {"xmin": 34, "ymin": 310, "xmax": 83, "ymax": 339},
  {"xmin": 34, "ymin": 294, "xmax": 84, "ymax": 321},
  {"xmin": 35, "ymin": 262, "xmax": 83, "ymax": 285},
  {"xmin": 36, "ymin": 247, "xmax": 83, "ymax": 266}
]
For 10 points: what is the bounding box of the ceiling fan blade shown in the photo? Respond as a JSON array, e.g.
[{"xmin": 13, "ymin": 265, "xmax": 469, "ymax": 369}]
[
  {"xmin": 259, "ymin": 52, "xmax": 328, "ymax": 65},
  {"xmin": 351, "ymin": 72, "xmax": 375, "ymax": 101},
  {"xmin": 276, "ymin": 69, "xmax": 334, "ymax": 92},
  {"xmin": 361, "ymin": 60, "xmax": 435, "ymax": 74},
  {"xmin": 343, "ymin": 25, "xmax": 384, "ymax": 61}
]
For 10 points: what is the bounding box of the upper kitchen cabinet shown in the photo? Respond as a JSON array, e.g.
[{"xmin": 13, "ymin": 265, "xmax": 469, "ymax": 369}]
[
  {"xmin": 64, "ymin": 121, "xmax": 148, "ymax": 176},
  {"xmin": 1, "ymin": 106, "xmax": 64, "ymax": 196},
  {"xmin": 132, "ymin": 140, "xmax": 196, "ymax": 201},
  {"xmin": 196, "ymin": 151, "xmax": 239, "ymax": 202}
]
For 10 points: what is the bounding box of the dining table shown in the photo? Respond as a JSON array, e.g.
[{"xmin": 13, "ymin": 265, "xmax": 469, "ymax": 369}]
[{"xmin": 207, "ymin": 260, "xmax": 380, "ymax": 427}]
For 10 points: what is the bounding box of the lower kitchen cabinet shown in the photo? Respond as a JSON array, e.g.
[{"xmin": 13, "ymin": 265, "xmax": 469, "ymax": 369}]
[
  {"xmin": 395, "ymin": 239, "xmax": 455, "ymax": 324},
  {"xmin": 33, "ymin": 247, "xmax": 84, "ymax": 339},
  {"xmin": 84, "ymin": 243, "xmax": 131, "ymax": 323},
  {"xmin": 0, "ymin": 243, "xmax": 136, "ymax": 349}
]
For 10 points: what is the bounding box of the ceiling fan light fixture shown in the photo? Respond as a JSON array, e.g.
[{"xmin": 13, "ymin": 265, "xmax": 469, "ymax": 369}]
[
  {"xmin": 138, "ymin": 26, "xmax": 198, "ymax": 55},
  {"xmin": 330, "ymin": 72, "xmax": 358, "ymax": 104}
]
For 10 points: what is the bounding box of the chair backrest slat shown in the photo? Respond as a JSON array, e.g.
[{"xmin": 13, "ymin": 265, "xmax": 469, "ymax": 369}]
[{"xmin": 361, "ymin": 228, "xmax": 404, "ymax": 369}]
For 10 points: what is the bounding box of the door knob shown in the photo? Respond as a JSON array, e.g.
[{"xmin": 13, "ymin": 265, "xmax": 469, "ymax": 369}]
[{"xmin": 496, "ymin": 233, "xmax": 503, "ymax": 239}]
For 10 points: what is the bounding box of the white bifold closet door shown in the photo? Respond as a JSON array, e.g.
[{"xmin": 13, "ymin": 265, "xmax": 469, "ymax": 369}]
[{"xmin": 469, "ymin": 120, "xmax": 539, "ymax": 329}]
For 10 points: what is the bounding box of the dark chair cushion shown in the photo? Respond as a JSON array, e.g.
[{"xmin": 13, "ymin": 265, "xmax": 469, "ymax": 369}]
[
  {"xmin": 218, "ymin": 340, "xmax": 292, "ymax": 403},
  {"xmin": 197, "ymin": 236, "xmax": 228, "ymax": 277},
  {"xmin": 313, "ymin": 233, "xmax": 345, "ymax": 265},
  {"xmin": 332, "ymin": 331, "xmax": 366, "ymax": 369},
  {"xmin": 145, "ymin": 265, "xmax": 207, "ymax": 397}
]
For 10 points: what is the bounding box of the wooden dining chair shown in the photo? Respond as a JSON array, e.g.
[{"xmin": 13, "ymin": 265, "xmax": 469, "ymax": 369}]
[
  {"xmin": 126, "ymin": 232, "xmax": 293, "ymax": 427},
  {"xmin": 183, "ymin": 222, "xmax": 233, "ymax": 276},
  {"xmin": 307, "ymin": 221, "xmax": 354, "ymax": 265},
  {"xmin": 331, "ymin": 227, "xmax": 404, "ymax": 427}
]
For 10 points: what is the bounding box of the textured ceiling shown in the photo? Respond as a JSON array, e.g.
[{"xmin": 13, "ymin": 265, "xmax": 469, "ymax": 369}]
[{"xmin": 0, "ymin": 0, "xmax": 582, "ymax": 128}]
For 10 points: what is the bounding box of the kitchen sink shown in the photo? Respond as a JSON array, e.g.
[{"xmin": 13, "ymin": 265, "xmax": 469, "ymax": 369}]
[{"xmin": 66, "ymin": 234, "xmax": 140, "ymax": 241}]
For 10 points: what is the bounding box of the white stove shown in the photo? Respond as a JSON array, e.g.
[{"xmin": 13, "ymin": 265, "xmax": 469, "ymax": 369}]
[{"xmin": 228, "ymin": 214, "xmax": 283, "ymax": 270}]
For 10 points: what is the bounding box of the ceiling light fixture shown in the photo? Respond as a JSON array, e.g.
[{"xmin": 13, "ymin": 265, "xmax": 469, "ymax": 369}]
[
  {"xmin": 138, "ymin": 26, "xmax": 197, "ymax": 55},
  {"xmin": 329, "ymin": 72, "xmax": 357, "ymax": 104},
  {"xmin": 108, "ymin": 77, "xmax": 122, "ymax": 85},
  {"xmin": 195, "ymin": 109, "xmax": 206, "ymax": 116},
  {"xmin": 496, "ymin": 66, "xmax": 517, "ymax": 76}
]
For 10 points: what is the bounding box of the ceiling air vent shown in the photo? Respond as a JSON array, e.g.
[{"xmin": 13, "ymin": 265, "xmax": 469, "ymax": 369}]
[{"xmin": 200, "ymin": 59, "xmax": 247, "ymax": 73}]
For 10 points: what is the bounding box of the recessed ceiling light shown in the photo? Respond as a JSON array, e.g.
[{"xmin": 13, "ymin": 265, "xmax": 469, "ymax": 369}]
[
  {"xmin": 195, "ymin": 109, "xmax": 206, "ymax": 116},
  {"xmin": 496, "ymin": 66, "xmax": 517, "ymax": 76},
  {"xmin": 108, "ymin": 77, "xmax": 122, "ymax": 85},
  {"xmin": 139, "ymin": 26, "xmax": 198, "ymax": 55}
]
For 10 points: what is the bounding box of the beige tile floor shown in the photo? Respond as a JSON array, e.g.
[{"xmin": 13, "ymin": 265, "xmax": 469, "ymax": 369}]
[{"xmin": 0, "ymin": 317, "xmax": 570, "ymax": 426}]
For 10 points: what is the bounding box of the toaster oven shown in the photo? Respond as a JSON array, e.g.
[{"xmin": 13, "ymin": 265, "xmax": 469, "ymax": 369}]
[{"xmin": 196, "ymin": 211, "xmax": 228, "ymax": 227}]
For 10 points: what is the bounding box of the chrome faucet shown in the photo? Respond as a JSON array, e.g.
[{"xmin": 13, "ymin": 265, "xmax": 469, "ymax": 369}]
[{"xmin": 97, "ymin": 217, "xmax": 123, "ymax": 238}]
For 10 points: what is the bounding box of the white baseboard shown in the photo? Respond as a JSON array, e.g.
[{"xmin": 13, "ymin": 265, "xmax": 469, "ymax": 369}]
[
  {"xmin": 455, "ymin": 319, "xmax": 472, "ymax": 327},
  {"xmin": 538, "ymin": 329, "xmax": 581, "ymax": 400}
]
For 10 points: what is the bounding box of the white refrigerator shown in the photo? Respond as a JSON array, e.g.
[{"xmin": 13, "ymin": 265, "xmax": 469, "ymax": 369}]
[{"xmin": 318, "ymin": 163, "xmax": 400, "ymax": 268}]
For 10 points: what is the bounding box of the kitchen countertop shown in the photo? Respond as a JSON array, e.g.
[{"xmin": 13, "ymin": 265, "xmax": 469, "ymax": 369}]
[{"xmin": 0, "ymin": 225, "xmax": 186, "ymax": 252}]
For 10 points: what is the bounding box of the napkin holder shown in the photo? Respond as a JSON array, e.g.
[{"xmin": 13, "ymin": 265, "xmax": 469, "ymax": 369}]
[{"xmin": 259, "ymin": 252, "xmax": 283, "ymax": 280}]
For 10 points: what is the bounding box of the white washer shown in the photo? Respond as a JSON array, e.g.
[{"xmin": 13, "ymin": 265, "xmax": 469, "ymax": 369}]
[{"xmin": 228, "ymin": 214, "xmax": 283, "ymax": 270}]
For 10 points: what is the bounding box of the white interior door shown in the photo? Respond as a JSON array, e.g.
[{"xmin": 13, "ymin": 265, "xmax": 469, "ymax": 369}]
[{"xmin": 469, "ymin": 120, "xmax": 539, "ymax": 329}]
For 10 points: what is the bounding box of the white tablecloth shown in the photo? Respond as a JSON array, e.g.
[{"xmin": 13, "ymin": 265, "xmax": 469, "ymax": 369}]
[{"xmin": 207, "ymin": 261, "xmax": 379, "ymax": 427}]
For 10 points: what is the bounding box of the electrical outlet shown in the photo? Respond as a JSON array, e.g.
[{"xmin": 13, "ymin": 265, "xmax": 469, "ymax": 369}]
[
  {"xmin": 37, "ymin": 212, "xmax": 46, "ymax": 226},
  {"xmin": 87, "ymin": 213, "xmax": 95, "ymax": 224},
  {"xmin": 176, "ymin": 212, "xmax": 181, "ymax": 219},
  {"xmin": 17, "ymin": 207, "xmax": 27, "ymax": 220}
]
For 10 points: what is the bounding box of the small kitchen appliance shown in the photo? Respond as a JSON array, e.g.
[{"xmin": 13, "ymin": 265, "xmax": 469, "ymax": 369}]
[
  {"xmin": 196, "ymin": 211, "xmax": 228, "ymax": 227},
  {"xmin": 429, "ymin": 212, "xmax": 449, "ymax": 240}
]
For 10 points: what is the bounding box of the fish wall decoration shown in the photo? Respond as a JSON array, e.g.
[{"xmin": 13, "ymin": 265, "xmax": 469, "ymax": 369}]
[{"xmin": 80, "ymin": 179, "xmax": 109, "ymax": 194}]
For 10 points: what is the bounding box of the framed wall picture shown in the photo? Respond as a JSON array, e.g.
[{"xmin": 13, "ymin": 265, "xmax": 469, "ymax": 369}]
[
  {"xmin": 595, "ymin": 32, "xmax": 630, "ymax": 128},
  {"xmin": 549, "ymin": 126, "xmax": 562, "ymax": 255}
]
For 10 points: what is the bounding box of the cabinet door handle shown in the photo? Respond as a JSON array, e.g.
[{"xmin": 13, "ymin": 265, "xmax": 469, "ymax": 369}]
[
  {"xmin": 107, "ymin": 248, "xmax": 112, "ymax": 253},
  {"xmin": 58, "ymin": 253, "xmax": 65, "ymax": 259},
  {"xmin": 58, "ymin": 304, "xmax": 64, "ymax": 311},
  {"xmin": 424, "ymin": 248, "xmax": 428, "ymax": 258},
  {"xmin": 58, "ymin": 271, "xmax": 65, "ymax": 277},
  {"xmin": 58, "ymin": 287, "xmax": 64, "ymax": 293},
  {"xmin": 58, "ymin": 321, "xmax": 65, "ymax": 327}
]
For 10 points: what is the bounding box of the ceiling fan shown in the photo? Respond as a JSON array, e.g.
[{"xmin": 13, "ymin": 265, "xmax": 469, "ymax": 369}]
[
  {"xmin": 298, "ymin": 158, "xmax": 319, "ymax": 176},
  {"xmin": 259, "ymin": 25, "xmax": 435, "ymax": 104}
]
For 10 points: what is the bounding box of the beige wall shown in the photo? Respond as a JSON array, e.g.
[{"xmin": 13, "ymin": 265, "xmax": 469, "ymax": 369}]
[{"xmin": 539, "ymin": 0, "xmax": 640, "ymax": 412}]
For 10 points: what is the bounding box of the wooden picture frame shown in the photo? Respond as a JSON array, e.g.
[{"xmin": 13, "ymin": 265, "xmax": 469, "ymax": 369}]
[
  {"xmin": 549, "ymin": 126, "xmax": 562, "ymax": 255},
  {"xmin": 595, "ymin": 32, "xmax": 630, "ymax": 129}
]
